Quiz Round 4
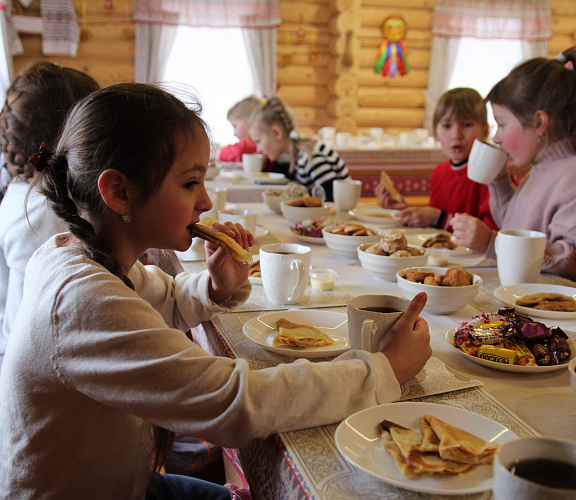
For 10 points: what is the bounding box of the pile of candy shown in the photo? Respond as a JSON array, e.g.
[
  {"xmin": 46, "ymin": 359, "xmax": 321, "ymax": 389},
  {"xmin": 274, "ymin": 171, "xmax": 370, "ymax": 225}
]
[
  {"xmin": 290, "ymin": 217, "xmax": 328, "ymax": 239},
  {"xmin": 451, "ymin": 308, "xmax": 571, "ymax": 366}
]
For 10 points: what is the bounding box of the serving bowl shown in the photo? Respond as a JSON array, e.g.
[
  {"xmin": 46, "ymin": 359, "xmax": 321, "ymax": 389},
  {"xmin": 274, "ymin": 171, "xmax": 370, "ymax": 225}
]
[
  {"xmin": 396, "ymin": 266, "xmax": 482, "ymax": 314},
  {"xmin": 322, "ymin": 225, "xmax": 382, "ymax": 258},
  {"xmin": 358, "ymin": 243, "xmax": 428, "ymax": 281},
  {"xmin": 205, "ymin": 164, "xmax": 221, "ymax": 180},
  {"xmin": 570, "ymin": 357, "xmax": 576, "ymax": 395},
  {"xmin": 262, "ymin": 191, "xmax": 285, "ymax": 214},
  {"xmin": 280, "ymin": 198, "xmax": 332, "ymax": 223}
]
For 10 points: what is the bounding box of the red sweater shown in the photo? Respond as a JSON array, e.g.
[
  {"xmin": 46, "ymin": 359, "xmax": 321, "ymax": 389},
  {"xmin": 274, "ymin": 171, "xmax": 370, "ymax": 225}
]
[
  {"xmin": 218, "ymin": 137, "xmax": 257, "ymax": 162},
  {"xmin": 429, "ymin": 160, "xmax": 498, "ymax": 231}
]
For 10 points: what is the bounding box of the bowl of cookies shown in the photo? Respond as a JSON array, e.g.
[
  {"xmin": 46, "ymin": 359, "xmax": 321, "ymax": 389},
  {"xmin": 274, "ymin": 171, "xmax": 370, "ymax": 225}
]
[
  {"xmin": 357, "ymin": 230, "xmax": 428, "ymax": 280},
  {"xmin": 396, "ymin": 266, "xmax": 482, "ymax": 314},
  {"xmin": 322, "ymin": 223, "xmax": 382, "ymax": 258},
  {"xmin": 280, "ymin": 196, "xmax": 331, "ymax": 223}
]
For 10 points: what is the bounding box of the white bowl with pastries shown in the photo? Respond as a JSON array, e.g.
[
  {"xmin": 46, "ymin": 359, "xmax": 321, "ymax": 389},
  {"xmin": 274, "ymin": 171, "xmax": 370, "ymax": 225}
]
[
  {"xmin": 321, "ymin": 223, "xmax": 382, "ymax": 258},
  {"xmin": 262, "ymin": 189, "xmax": 286, "ymax": 214},
  {"xmin": 280, "ymin": 196, "xmax": 332, "ymax": 223},
  {"xmin": 205, "ymin": 163, "xmax": 221, "ymax": 180},
  {"xmin": 356, "ymin": 229, "xmax": 428, "ymax": 280},
  {"xmin": 396, "ymin": 266, "xmax": 482, "ymax": 314},
  {"xmin": 570, "ymin": 357, "xmax": 576, "ymax": 395}
]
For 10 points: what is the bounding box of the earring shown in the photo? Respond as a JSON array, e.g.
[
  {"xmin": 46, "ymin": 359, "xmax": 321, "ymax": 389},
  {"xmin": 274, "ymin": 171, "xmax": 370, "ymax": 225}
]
[{"xmin": 122, "ymin": 212, "xmax": 132, "ymax": 224}]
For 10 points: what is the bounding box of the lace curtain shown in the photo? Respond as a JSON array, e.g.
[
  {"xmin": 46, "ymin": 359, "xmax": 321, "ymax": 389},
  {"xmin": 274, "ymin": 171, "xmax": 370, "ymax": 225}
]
[
  {"xmin": 133, "ymin": 0, "xmax": 280, "ymax": 97},
  {"xmin": 424, "ymin": 0, "xmax": 552, "ymax": 130}
]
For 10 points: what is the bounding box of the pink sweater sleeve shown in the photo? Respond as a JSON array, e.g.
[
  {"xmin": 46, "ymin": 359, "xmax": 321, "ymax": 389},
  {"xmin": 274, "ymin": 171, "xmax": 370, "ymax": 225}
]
[{"xmin": 218, "ymin": 137, "xmax": 257, "ymax": 162}]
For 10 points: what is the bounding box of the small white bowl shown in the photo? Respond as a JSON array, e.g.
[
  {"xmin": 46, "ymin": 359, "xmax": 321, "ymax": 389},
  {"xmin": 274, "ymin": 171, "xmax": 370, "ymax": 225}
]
[
  {"xmin": 309, "ymin": 268, "xmax": 337, "ymax": 290},
  {"xmin": 358, "ymin": 244, "xmax": 428, "ymax": 281},
  {"xmin": 396, "ymin": 266, "xmax": 482, "ymax": 314},
  {"xmin": 569, "ymin": 357, "xmax": 576, "ymax": 395},
  {"xmin": 280, "ymin": 198, "xmax": 331, "ymax": 223},
  {"xmin": 262, "ymin": 192, "xmax": 284, "ymax": 214},
  {"xmin": 205, "ymin": 164, "xmax": 221, "ymax": 180},
  {"xmin": 322, "ymin": 226, "xmax": 382, "ymax": 258}
]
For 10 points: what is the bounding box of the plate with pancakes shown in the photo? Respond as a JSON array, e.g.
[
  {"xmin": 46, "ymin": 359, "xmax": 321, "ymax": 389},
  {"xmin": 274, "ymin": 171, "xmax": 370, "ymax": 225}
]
[
  {"xmin": 349, "ymin": 204, "xmax": 403, "ymax": 227},
  {"xmin": 494, "ymin": 283, "xmax": 576, "ymax": 320},
  {"xmin": 334, "ymin": 402, "xmax": 518, "ymax": 495},
  {"xmin": 242, "ymin": 310, "xmax": 349, "ymax": 358}
]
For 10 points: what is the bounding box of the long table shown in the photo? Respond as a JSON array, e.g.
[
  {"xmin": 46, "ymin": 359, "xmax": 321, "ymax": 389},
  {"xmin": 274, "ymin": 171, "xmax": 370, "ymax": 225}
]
[{"xmin": 179, "ymin": 202, "xmax": 576, "ymax": 499}]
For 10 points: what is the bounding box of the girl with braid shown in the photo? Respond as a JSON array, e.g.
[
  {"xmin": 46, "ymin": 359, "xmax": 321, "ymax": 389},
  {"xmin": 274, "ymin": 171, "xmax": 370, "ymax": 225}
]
[
  {"xmin": 0, "ymin": 83, "xmax": 431, "ymax": 499},
  {"xmin": 452, "ymin": 47, "xmax": 576, "ymax": 280},
  {"xmin": 248, "ymin": 96, "xmax": 350, "ymax": 201},
  {"xmin": 0, "ymin": 62, "xmax": 99, "ymax": 369}
]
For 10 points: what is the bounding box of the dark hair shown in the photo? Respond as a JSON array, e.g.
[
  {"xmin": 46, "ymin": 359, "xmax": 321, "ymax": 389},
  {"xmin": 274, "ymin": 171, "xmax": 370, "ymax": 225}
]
[
  {"xmin": 486, "ymin": 50, "xmax": 576, "ymax": 146},
  {"xmin": 432, "ymin": 87, "xmax": 488, "ymax": 134},
  {"xmin": 0, "ymin": 61, "xmax": 99, "ymax": 181},
  {"xmin": 31, "ymin": 83, "xmax": 208, "ymax": 471}
]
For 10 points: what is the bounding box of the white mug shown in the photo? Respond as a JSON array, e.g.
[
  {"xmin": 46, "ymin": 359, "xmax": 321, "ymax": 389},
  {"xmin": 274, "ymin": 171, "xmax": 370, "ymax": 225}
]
[
  {"xmin": 318, "ymin": 127, "xmax": 336, "ymax": 142},
  {"xmin": 347, "ymin": 295, "xmax": 410, "ymax": 352},
  {"xmin": 259, "ymin": 243, "xmax": 311, "ymax": 305},
  {"xmin": 493, "ymin": 437, "xmax": 576, "ymax": 499},
  {"xmin": 399, "ymin": 132, "xmax": 413, "ymax": 149},
  {"xmin": 369, "ymin": 127, "xmax": 384, "ymax": 142},
  {"xmin": 336, "ymin": 132, "xmax": 351, "ymax": 149},
  {"xmin": 468, "ymin": 139, "xmax": 509, "ymax": 184},
  {"xmin": 495, "ymin": 229, "xmax": 546, "ymax": 286},
  {"xmin": 202, "ymin": 187, "xmax": 227, "ymax": 220},
  {"xmin": 218, "ymin": 208, "xmax": 257, "ymax": 235},
  {"xmin": 333, "ymin": 179, "xmax": 362, "ymax": 212},
  {"xmin": 242, "ymin": 153, "xmax": 265, "ymax": 175}
]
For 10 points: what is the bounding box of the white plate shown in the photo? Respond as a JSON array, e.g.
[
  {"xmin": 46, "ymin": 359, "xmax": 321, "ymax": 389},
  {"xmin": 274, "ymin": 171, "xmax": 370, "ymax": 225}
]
[
  {"xmin": 334, "ymin": 402, "xmax": 517, "ymax": 495},
  {"xmin": 415, "ymin": 233, "xmax": 472, "ymax": 257},
  {"xmin": 254, "ymin": 226, "xmax": 268, "ymax": 240},
  {"xmin": 242, "ymin": 310, "xmax": 349, "ymax": 358},
  {"xmin": 446, "ymin": 329, "xmax": 575, "ymax": 373},
  {"xmin": 289, "ymin": 229, "xmax": 325, "ymax": 245},
  {"xmin": 250, "ymin": 172, "xmax": 288, "ymax": 185},
  {"xmin": 494, "ymin": 283, "xmax": 576, "ymax": 320},
  {"xmin": 349, "ymin": 205, "xmax": 403, "ymax": 227}
]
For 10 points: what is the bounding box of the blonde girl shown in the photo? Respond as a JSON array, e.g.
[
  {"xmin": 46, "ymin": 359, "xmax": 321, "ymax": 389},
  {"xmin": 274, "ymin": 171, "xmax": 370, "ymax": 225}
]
[{"xmin": 218, "ymin": 96, "xmax": 260, "ymax": 162}]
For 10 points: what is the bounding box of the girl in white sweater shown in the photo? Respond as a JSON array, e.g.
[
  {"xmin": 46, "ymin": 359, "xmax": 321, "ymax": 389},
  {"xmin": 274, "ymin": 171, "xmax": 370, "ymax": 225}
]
[{"xmin": 0, "ymin": 84, "xmax": 431, "ymax": 499}]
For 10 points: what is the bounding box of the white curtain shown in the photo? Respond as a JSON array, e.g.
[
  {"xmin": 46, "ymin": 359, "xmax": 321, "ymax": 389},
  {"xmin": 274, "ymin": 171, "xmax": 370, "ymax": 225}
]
[
  {"xmin": 134, "ymin": 24, "xmax": 177, "ymax": 83},
  {"xmin": 242, "ymin": 27, "xmax": 277, "ymax": 97}
]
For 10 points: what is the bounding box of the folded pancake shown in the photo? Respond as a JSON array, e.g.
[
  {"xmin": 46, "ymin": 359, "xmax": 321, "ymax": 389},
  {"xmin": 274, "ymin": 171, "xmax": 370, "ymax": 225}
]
[
  {"xmin": 273, "ymin": 318, "xmax": 336, "ymax": 348},
  {"xmin": 421, "ymin": 414, "xmax": 499, "ymax": 465},
  {"xmin": 379, "ymin": 425, "xmax": 423, "ymax": 478},
  {"xmin": 516, "ymin": 292, "xmax": 576, "ymax": 312},
  {"xmin": 189, "ymin": 224, "xmax": 252, "ymax": 264}
]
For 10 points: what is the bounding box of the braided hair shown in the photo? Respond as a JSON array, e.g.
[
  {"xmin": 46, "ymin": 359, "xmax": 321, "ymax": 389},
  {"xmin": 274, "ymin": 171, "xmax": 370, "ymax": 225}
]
[
  {"xmin": 485, "ymin": 47, "xmax": 576, "ymax": 149},
  {"xmin": 30, "ymin": 83, "xmax": 208, "ymax": 472},
  {"xmin": 0, "ymin": 61, "xmax": 99, "ymax": 181}
]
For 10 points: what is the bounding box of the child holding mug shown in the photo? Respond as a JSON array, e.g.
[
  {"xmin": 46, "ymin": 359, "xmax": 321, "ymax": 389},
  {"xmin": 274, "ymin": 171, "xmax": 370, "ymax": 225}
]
[
  {"xmin": 0, "ymin": 83, "xmax": 431, "ymax": 499},
  {"xmin": 452, "ymin": 48, "xmax": 576, "ymax": 281},
  {"xmin": 376, "ymin": 88, "xmax": 499, "ymax": 231}
]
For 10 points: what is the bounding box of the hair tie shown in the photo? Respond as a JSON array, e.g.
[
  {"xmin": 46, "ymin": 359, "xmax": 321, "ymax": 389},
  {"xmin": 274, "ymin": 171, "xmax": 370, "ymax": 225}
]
[
  {"xmin": 289, "ymin": 130, "xmax": 299, "ymax": 140},
  {"xmin": 28, "ymin": 142, "xmax": 54, "ymax": 172}
]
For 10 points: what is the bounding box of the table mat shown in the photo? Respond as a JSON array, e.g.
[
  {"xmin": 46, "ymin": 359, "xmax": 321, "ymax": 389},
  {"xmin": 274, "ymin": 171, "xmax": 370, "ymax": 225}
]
[{"xmin": 242, "ymin": 387, "xmax": 539, "ymax": 500}]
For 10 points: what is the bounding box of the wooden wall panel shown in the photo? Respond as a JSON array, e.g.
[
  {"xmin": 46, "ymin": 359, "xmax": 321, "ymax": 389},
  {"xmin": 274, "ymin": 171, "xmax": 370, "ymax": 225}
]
[{"xmin": 10, "ymin": 0, "xmax": 575, "ymax": 137}]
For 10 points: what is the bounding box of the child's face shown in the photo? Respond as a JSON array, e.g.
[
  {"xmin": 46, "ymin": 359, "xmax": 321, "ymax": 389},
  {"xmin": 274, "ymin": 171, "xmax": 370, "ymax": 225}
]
[
  {"xmin": 229, "ymin": 116, "xmax": 249, "ymax": 140},
  {"xmin": 136, "ymin": 129, "xmax": 213, "ymax": 252},
  {"xmin": 249, "ymin": 125, "xmax": 286, "ymax": 161},
  {"xmin": 435, "ymin": 112, "xmax": 487, "ymax": 164},
  {"xmin": 491, "ymin": 104, "xmax": 540, "ymax": 167}
]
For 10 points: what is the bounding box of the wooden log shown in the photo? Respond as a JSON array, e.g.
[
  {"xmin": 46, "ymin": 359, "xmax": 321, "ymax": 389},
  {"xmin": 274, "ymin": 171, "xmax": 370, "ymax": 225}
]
[
  {"xmin": 361, "ymin": 0, "xmax": 435, "ymax": 8},
  {"xmin": 357, "ymin": 68, "xmax": 429, "ymax": 88},
  {"xmin": 280, "ymin": 2, "xmax": 334, "ymax": 23},
  {"xmin": 551, "ymin": 16, "xmax": 576, "ymax": 36},
  {"xmin": 334, "ymin": 116, "xmax": 357, "ymax": 133},
  {"xmin": 328, "ymin": 56, "xmax": 359, "ymax": 76},
  {"xmin": 334, "ymin": 0, "xmax": 361, "ymax": 12},
  {"xmin": 360, "ymin": 8, "xmax": 433, "ymax": 29},
  {"xmin": 277, "ymin": 66, "xmax": 330, "ymax": 86},
  {"xmin": 548, "ymin": 35, "xmax": 576, "ymax": 55},
  {"xmin": 359, "ymin": 25, "xmax": 432, "ymax": 43},
  {"xmin": 328, "ymin": 10, "xmax": 361, "ymax": 34},
  {"xmin": 277, "ymin": 85, "xmax": 330, "ymax": 107},
  {"xmin": 327, "ymin": 74, "xmax": 358, "ymax": 97},
  {"xmin": 552, "ymin": 0, "xmax": 576, "ymax": 16},
  {"xmin": 355, "ymin": 107, "xmax": 424, "ymax": 128},
  {"xmin": 326, "ymin": 96, "xmax": 358, "ymax": 117},
  {"xmin": 357, "ymin": 88, "xmax": 425, "ymax": 108}
]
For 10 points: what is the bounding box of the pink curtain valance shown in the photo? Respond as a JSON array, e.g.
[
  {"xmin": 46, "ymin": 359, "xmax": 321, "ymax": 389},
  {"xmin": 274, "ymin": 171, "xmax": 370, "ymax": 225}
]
[
  {"xmin": 133, "ymin": 0, "xmax": 281, "ymax": 28},
  {"xmin": 432, "ymin": 0, "xmax": 551, "ymax": 41}
]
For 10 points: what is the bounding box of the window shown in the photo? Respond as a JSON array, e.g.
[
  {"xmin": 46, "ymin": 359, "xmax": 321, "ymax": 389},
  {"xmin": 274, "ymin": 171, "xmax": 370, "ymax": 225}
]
[
  {"xmin": 447, "ymin": 38, "xmax": 524, "ymax": 134},
  {"xmin": 162, "ymin": 26, "xmax": 255, "ymax": 148}
]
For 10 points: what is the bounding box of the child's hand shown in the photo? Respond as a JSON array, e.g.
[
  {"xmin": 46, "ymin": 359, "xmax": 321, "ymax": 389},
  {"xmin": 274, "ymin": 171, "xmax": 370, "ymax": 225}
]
[
  {"xmin": 378, "ymin": 292, "xmax": 431, "ymax": 384},
  {"xmin": 396, "ymin": 206, "xmax": 442, "ymax": 227},
  {"xmin": 375, "ymin": 183, "xmax": 409, "ymax": 210},
  {"xmin": 451, "ymin": 213, "xmax": 492, "ymax": 253},
  {"xmin": 205, "ymin": 222, "xmax": 254, "ymax": 304}
]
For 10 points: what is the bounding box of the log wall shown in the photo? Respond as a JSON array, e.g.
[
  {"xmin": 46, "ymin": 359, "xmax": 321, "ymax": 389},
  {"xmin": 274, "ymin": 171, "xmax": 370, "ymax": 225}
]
[{"xmin": 11, "ymin": 0, "xmax": 576, "ymax": 136}]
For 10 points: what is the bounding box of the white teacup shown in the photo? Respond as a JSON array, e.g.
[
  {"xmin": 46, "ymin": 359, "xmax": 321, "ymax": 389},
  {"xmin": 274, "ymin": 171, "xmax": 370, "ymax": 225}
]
[
  {"xmin": 369, "ymin": 127, "xmax": 384, "ymax": 142},
  {"xmin": 202, "ymin": 187, "xmax": 227, "ymax": 220},
  {"xmin": 495, "ymin": 229, "xmax": 546, "ymax": 286},
  {"xmin": 493, "ymin": 437, "xmax": 576, "ymax": 499},
  {"xmin": 319, "ymin": 127, "xmax": 336, "ymax": 142},
  {"xmin": 347, "ymin": 295, "xmax": 410, "ymax": 352},
  {"xmin": 468, "ymin": 139, "xmax": 509, "ymax": 184},
  {"xmin": 259, "ymin": 243, "xmax": 311, "ymax": 305},
  {"xmin": 333, "ymin": 179, "xmax": 362, "ymax": 212},
  {"xmin": 336, "ymin": 132, "xmax": 351, "ymax": 149},
  {"xmin": 218, "ymin": 208, "xmax": 257, "ymax": 235},
  {"xmin": 242, "ymin": 153, "xmax": 265, "ymax": 175}
]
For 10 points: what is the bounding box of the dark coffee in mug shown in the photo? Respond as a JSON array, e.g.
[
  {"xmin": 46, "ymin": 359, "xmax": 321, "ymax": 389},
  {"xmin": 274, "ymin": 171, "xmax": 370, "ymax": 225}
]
[
  {"xmin": 359, "ymin": 306, "xmax": 401, "ymax": 314},
  {"xmin": 509, "ymin": 458, "xmax": 576, "ymax": 490}
]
